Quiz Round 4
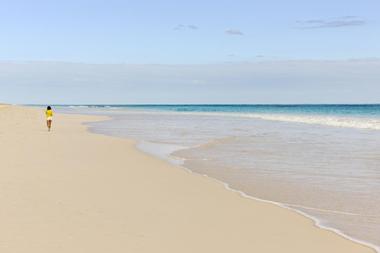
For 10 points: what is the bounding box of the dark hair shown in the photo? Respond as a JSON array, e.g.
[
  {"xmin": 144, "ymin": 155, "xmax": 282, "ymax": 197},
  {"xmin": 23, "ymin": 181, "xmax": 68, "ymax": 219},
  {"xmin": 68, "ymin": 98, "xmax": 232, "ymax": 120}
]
[{"xmin": 47, "ymin": 106, "xmax": 52, "ymax": 110}]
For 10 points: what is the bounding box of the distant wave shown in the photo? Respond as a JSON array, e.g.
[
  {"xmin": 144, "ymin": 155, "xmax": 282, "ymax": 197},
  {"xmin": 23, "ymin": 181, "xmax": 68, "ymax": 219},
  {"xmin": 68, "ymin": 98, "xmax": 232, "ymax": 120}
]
[
  {"xmin": 242, "ymin": 113, "xmax": 380, "ymax": 130},
  {"xmin": 123, "ymin": 110, "xmax": 380, "ymax": 130},
  {"xmin": 62, "ymin": 105, "xmax": 380, "ymax": 130}
]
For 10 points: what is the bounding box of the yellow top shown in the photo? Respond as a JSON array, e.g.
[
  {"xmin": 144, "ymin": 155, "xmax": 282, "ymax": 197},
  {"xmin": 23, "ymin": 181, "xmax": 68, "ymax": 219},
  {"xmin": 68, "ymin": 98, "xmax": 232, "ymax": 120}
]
[{"xmin": 45, "ymin": 109, "xmax": 53, "ymax": 118}]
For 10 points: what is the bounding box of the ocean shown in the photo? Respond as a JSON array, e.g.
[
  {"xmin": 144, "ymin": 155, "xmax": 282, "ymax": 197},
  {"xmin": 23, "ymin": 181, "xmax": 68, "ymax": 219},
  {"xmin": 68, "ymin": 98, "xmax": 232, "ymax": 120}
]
[{"xmin": 55, "ymin": 104, "xmax": 380, "ymax": 251}]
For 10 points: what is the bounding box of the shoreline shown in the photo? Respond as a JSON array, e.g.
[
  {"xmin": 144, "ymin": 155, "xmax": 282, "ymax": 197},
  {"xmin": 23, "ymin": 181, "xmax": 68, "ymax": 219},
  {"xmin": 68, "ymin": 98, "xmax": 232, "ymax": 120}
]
[
  {"xmin": 84, "ymin": 109, "xmax": 379, "ymax": 252},
  {"xmin": 210, "ymin": 176, "xmax": 380, "ymax": 253},
  {"xmin": 0, "ymin": 105, "xmax": 376, "ymax": 252},
  {"xmin": 123, "ymin": 139, "xmax": 380, "ymax": 253},
  {"xmin": 79, "ymin": 110, "xmax": 379, "ymax": 252}
]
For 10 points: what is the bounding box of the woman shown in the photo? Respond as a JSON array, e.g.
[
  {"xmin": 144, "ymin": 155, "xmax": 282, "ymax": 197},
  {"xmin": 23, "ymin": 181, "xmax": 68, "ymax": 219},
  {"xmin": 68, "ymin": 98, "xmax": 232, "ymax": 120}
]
[{"xmin": 45, "ymin": 106, "xmax": 53, "ymax": 131}]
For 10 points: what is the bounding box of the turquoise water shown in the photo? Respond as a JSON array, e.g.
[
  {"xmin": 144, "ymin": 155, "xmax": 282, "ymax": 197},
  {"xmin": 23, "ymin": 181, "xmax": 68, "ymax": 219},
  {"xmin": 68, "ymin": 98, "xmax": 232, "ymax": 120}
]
[
  {"xmin": 58, "ymin": 104, "xmax": 380, "ymax": 116},
  {"xmin": 55, "ymin": 104, "xmax": 380, "ymax": 130},
  {"xmin": 56, "ymin": 104, "xmax": 380, "ymax": 251}
]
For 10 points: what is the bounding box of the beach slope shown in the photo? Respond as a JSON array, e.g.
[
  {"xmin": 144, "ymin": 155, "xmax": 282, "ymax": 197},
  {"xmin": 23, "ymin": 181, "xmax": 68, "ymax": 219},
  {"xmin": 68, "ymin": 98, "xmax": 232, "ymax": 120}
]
[{"xmin": 0, "ymin": 105, "xmax": 375, "ymax": 252}]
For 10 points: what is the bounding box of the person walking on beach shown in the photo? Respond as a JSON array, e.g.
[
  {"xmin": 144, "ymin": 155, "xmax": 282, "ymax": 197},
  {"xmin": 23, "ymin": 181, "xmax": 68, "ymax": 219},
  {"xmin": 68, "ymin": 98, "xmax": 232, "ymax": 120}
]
[{"xmin": 45, "ymin": 106, "xmax": 53, "ymax": 131}]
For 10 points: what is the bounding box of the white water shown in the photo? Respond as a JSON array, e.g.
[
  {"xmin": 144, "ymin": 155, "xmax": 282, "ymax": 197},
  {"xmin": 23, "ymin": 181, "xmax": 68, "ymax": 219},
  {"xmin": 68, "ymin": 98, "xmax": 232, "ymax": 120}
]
[{"xmin": 58, "ymin": 107, "xmax": 380, "ymax": 252}]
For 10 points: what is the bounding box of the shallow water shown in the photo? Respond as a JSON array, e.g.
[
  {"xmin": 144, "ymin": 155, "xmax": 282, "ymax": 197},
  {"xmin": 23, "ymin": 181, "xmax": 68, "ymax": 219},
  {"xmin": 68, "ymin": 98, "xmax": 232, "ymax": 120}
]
[{"xmin": 57, "ymin": 105, "xmax": 380, "ymax": 251}]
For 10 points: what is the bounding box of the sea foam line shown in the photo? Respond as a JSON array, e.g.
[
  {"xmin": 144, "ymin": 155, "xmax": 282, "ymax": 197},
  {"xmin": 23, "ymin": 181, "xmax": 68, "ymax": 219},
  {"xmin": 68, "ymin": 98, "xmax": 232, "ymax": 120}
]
[
  {"xmin": 131, "ymin": 139, "xmax": 379, "ymax": 253},
  {"xmin": 223, "ymin": 181, "xmax": 380, "ymax": 253},
  {"xmin": 141, "ymin": 142, "xmax": 380, "ymax": 253},
  {"xmin": 194, "ymin": 171, "xmax": 380, "ymax": 253},
  {"xmin": 109, "ymin": 109, "xmax": 380, "ymax": 131},
  {"xmin": 84, "ymin": 113, "xmax": 379, "ymax": 252}
]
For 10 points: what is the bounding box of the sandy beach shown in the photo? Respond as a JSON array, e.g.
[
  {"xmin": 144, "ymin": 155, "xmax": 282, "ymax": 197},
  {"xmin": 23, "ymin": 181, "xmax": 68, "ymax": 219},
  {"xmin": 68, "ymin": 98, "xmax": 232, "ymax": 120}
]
[{"xmin": 0, "ymin": 105, "xmax": 375, "ymax": 253}]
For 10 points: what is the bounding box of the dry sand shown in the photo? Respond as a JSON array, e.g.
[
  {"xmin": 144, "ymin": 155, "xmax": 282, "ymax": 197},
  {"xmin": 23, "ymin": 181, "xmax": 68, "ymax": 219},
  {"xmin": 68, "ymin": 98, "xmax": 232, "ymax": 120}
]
[{"xmin": 0, "ymin": 105, "xmax": 375, "ymax": 252}]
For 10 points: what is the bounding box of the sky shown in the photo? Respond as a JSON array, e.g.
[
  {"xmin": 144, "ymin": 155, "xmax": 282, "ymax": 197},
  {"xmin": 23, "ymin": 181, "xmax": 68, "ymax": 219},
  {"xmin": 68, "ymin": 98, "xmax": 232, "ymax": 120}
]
[{"xmin": 0, "ymin": 0, "xmax": 379, "ymax": 104}]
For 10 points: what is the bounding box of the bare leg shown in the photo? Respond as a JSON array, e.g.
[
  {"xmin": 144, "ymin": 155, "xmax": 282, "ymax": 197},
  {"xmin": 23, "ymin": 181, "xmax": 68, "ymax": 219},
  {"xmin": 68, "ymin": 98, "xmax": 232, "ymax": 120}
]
[{"xmin": 47, "ymin": 120, "xmax": 52, "ymax": 131}]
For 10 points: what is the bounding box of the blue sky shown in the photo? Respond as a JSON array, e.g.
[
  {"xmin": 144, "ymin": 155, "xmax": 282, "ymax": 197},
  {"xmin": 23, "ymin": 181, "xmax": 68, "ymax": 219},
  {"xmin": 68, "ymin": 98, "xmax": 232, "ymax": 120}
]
[
  {"xmin": 1, "ymin": 0, "xmax": 379, "ymax": 63},
  {"xmin": 0, "ymin": 0, "xmax": 379, "ymax": 103}
]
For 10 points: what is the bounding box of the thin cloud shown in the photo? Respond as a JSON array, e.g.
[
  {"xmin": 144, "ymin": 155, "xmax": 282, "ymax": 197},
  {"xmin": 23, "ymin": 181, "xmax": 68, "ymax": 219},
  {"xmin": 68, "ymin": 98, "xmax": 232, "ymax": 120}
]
[
  {"xmin": 174, "ymin": 24, "xmax": 199, "ymax": 31},
  {"xmin": 225, "ymin": 29, "xmax": 244, "ymax": 36},
  {"xmin": 173, "ymin": 24, "xmax": 185, "ymax": 30},
  {"xmin": 296, "ymin": 16, "xmax": 366, "ymax": 29},
  {"xmin": 187, "ymin": 25, "xmax": 198, "ymax": 30},
  {"xmin": 2, "ymin": 60, "xmax": 380, "ymax": 104}
]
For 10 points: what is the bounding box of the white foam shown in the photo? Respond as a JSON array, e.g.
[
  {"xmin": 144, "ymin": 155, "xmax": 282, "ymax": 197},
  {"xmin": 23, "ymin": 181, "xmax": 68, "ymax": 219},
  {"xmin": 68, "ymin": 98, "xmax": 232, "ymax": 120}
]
[
  {"xmin": 136, "ymin": 140, "xmax": 188, "ymax": 166},
  {"xmin": 243, "ymin": 113, "xmax": 380, "ymax": 130},
  {"xmin": 190, "ymin": 169, "xmax": 380, "ymax": 252},
  {"xmin": 83, "ymin": 109, "xmax": 380, "ymax": 252},
  {"xmin": 131, "ymin": 140, "xmax": 379, "ymax": 252},
  {"xmin": 111, "ymin": 109, "xmax": 380, "ymax": 131}
]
